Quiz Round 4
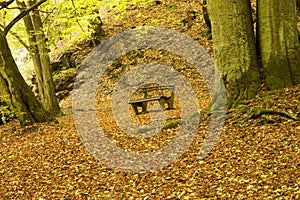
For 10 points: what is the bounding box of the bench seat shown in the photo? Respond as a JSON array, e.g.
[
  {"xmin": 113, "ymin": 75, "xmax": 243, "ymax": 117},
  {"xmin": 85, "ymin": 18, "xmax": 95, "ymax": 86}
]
[
  {"xmin": 129, "ymin": 96, "xmax": 173, "ymax": 115},
  {"xmin": 128, "ymin": 84, "xmax": 175, "ymax": 115},
  {"xmin": 128, "ymin": 96, "xmax": 163, "ymax": 104}
]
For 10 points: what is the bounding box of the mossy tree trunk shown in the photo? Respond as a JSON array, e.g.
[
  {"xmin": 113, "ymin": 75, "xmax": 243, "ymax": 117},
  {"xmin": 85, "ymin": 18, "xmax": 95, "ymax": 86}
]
[
  {"xmin": 210, "ymin": 0, "xmax": 299, "ymax": 107},
  {"xmin": 0, "ymin": 30, "xmax": 52, "ymax": 126},
  {"xmin": 210, "ymin": 0, "xmax": 261, "ymax": 107},
  {"xmin": 17, "ymin": 0, "xmax": 43, "ymax": 98},
  {"xmin": 17, "ymin": 0, "xmax": 61, "ymax": 116},
  {"xmin": 257, "ymin": 0, "xmax": 300, "ymax": 90}
]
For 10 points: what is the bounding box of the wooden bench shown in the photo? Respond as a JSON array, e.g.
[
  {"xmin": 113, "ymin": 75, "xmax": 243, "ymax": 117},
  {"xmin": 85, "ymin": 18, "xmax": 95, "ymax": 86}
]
[{"xmin": 128, "ymin": 84, "xmax": 175, "ymax": 115}]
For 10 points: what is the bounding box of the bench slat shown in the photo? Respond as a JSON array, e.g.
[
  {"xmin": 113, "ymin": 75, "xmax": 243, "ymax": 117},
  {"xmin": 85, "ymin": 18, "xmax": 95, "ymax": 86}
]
[
  {"xmin": 128, "ymin": 96, "xmax": 162, "ymax": 104},
  {"xmin": 137, "ymin": 86, "xmax": 174, "ymax": 92}
]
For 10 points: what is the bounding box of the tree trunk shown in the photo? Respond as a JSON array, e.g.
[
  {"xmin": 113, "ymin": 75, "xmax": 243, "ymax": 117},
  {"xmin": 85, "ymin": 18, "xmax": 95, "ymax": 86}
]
[
  {"xmin": 257, "ymin": 0, "xmax": 300, "ymax": 90},
  {"xmin": 20, "ymin": 0, "xmax": 61, "ymax": 116},
  {"xmin": 202, "ymin": 0, "xmax": 211, "ymax": 36},
  {"xmin": 17, "ymin": 0, "xmax": 44, "ymax": 99},
  {"xmin": 210, "ymin": 0, "xmax": 261, "ymax": 107},
  {"xmin": 0, "ymin": 30, "xmax": 52, "ymax": 126}
]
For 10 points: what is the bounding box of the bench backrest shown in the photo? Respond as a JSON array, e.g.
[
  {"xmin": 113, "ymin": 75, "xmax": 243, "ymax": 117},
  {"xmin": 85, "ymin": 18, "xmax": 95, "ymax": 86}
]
[
  {"xmin": 129, "ymin": 84, "xmax": 175, "ymax": 101},
  {"xmin": 137, "ymin": 84, "xmax": 175, "ymax": 92}
]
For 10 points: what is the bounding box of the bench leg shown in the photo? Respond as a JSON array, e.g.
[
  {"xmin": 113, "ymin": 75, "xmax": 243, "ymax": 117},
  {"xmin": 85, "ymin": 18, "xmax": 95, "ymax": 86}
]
[
  {"xmin": 158, "ymin": 97, "xmax": 167, "ymax": 110},
  {"xmin": 131, "ymin": 102, "xmax": 148, "ymax": 115},
  {"xmin": 168, "ymin": 99, "xmax": 174, "ymax": 109},
  {"xmin": 169, "ymin": 92, "xmax": 174, "ymax": 109},
  {"xmin": 167, "ymin": 97, "xmax": 174, "ymax": 110},
  {"xmin": 141, "ymin": 102, "xmax": 147, "ymax": 113},
  {"xmin": 131, "ymin": 104, "xmax": 140, "ymax": 115},
  {"xmin": 159, "ymin": 96, "xmax": 175, "ymax": 110}
]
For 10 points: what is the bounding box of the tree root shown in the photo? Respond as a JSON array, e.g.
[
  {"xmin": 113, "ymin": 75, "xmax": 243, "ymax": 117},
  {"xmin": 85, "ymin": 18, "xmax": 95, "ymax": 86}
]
[
  {"xmin": 251, "ymin": 109, "xmax": 299, "ymax": 120},
  {"xmin": 234, "ymin": 106, "xmax": 299, "ymax": 126}
]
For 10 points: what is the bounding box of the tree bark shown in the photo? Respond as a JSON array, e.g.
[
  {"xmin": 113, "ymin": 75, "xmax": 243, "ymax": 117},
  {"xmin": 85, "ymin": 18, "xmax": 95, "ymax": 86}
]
[
  {"xmin": 202, "ymin": 0, "xmax": 211, "ymax": 36},
  {"xmin": 210, "ymin": 0, "xmax": 261, "ymax": 107},
  {"xmin": 0, "ymin": 30, "xmax": 52, "ymax": 126},
  {"xmin": 257, "ymin": 0, "xmax": 300, "ymax": 90},
  {"xmin": 19, "ymin": 0, "xmax": 61, "ymax": 116},
  {"xmin": 17, "ymin": 0, "xmax": 44, "ymax": 99}
]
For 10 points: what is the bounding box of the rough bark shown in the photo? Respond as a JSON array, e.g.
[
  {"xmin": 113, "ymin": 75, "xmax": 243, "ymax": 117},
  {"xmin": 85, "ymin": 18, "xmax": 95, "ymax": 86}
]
[
  {"xmin": 210, "ymin": 0, "xmax": 261, "ymax": 107},
  {"xmin": 257, "ymin": 0, "xmax": 300, "ymax": 90},
  {"xmin": 0, "ymin": 30, "xmax": 52, "ymax": 126}
]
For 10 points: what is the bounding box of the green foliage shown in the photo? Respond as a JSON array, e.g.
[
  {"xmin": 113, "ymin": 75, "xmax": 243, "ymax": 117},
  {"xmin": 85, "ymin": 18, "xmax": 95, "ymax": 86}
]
[
  {"xmin": 2, "ymin": 0, "xmax": 157, "ymax": 57},
  {"xmin": 0, "ymin": 95, "xmax": 15, "ymax": 124},
  {"xmin": 42, "ymin": 0, "xmax": 156, "ymax": 52},
  {"xmin": 0, "ymin": 104, "xmax": 14, "ymax": 124},
  {"xmin": 43, "ymin": 0, "xmax": 101, "ymax": 49},
  {"xmin": 0, "ymin": 1, "xmax": 28, "ymax": 50}
]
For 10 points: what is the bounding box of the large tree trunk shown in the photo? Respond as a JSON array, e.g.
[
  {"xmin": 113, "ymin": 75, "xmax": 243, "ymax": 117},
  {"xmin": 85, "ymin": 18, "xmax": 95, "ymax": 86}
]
[
  {"xmin": 0, "ymin": 30, "xmax": 52, "ymax": 126},
  {"xmin": 18, "ymin": 0, "xmax": 61, "ymax": 116},
  {"xmin": 17, "ymin": 0, "xmax": 44, "ymax": 98},
  {"xmin": 257, "ymin": 0, "xmax": 300, "ymax": 90},
  {"xmin": 210, "ymin": 0, "xmax": 261, "ymax": 107}
]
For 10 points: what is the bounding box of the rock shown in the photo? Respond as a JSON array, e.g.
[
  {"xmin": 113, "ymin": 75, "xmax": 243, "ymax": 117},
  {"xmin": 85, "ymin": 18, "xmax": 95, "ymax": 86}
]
[
  {"xmin": 89, "ymin": 15, "xmax": 105, "ymax": 47},
  {"xmin": 51, "ymin": 52, "xmax": 74, "ymax": 74},
  {"xmin": 56, "ymin": 90, "xmax": 70, "ymax": 101},
  {"xmin": 53, "ymin": 68, "xmax": 77, "ymax": 92}
]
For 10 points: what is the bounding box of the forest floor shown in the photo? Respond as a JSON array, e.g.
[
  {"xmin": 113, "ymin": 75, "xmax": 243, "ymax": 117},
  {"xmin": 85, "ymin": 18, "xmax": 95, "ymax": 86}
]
[{"xmin": 1, "ymin": 0, "xmax": 300, "ymax": 199}]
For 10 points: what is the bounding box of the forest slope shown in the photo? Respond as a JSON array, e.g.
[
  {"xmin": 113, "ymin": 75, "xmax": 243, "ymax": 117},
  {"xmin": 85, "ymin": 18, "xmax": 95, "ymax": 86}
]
[{"xmin": 0, "ymin": 0, "xmax": 299, "ymax": 199}]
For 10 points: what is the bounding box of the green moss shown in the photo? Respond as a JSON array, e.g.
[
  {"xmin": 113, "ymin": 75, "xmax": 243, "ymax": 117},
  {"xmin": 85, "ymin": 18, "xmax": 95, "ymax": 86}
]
[
  {"xmin": 162, "ymin": 119, "xmax": 181, "ymax": 129},
  {"xmin": 0, "ymin": 104, "xmax": 14, "ymax": 124},
  {"xmin": 262, "ymin": 89, "xmax": 284, "ymax": 97},
  {"xmin": 53, "ymin": 68, "xmax": 77, "ymax": 82}
]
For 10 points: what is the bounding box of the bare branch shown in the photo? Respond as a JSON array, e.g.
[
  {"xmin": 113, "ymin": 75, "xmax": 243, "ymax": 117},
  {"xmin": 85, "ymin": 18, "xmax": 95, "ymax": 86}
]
[
  {"xmin": 0, "ymin": 0, "xmax": 14, "ymax": 10},
  {"xmin": 4, "ymin": 6, "xmax": 25, "ymax": 10},
  {"xmin": 4, "ymin": 0, "xmax": 47, "ymax": 35},
  {"xmin": 42, "ymin": 7, "xmax": 56, "ymax": 23},
  {"xmin": 0, "ymin": 23, "xmax": 30, "ymax": 50}
]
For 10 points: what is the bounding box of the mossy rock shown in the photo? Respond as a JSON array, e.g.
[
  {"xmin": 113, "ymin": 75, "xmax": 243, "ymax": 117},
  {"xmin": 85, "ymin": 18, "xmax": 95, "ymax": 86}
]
[{"xmin": 53, "ymin": 68, "xmax": 77, "ymax": 92}]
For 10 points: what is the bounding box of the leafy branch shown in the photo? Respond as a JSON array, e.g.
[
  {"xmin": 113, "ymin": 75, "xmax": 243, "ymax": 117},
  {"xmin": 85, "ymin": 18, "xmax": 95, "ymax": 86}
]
[{"xmin": 70, "ymin": 0, "xmax": 85, "ymax": 33}]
